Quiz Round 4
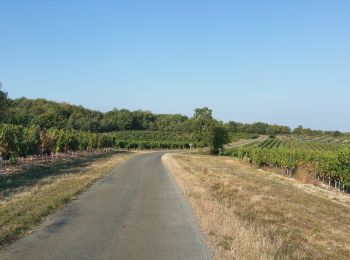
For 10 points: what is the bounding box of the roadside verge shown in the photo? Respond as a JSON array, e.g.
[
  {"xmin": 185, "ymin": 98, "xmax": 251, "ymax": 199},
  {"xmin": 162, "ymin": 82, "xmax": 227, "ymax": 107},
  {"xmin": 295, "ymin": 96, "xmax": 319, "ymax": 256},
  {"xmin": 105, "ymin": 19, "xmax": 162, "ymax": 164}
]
[
  {"xmin": 162, "ymin": 153, "xmax": 350, "ymax": 259},
  {"xmin": 0, "ymin": 152, "xmax": 131, "ymax": 249}
]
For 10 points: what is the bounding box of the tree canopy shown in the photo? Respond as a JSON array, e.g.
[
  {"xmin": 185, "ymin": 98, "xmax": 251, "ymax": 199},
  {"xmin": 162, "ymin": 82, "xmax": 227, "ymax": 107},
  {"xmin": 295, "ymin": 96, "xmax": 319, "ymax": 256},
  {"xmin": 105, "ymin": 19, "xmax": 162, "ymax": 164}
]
[
  {"xmin": 1, "ymin": 94, "xmax": 343, "ymax": 138},
  {"xmin": 0, "ymin": 87, "xmax": 8, "ymax": 120}
]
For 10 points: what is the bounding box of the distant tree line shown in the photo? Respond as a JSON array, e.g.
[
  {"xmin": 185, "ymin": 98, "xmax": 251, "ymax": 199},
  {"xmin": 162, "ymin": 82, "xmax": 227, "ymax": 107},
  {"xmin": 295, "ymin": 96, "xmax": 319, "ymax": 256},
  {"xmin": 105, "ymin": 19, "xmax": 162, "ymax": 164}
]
[
  {"xmin": 0, "ymin": 87, "xmax": 346, "ymax": 154},
  {"xmin": 0, "ymin": 89, "xmax": 229, "ymax": 154},
  {"xmin": 225, "ymin": 121, "xmax": 347, "ymax": 137},
  {"xmin": 1, "ymin": 97, "xmax": 193, "ymax": 133},
  {"xmin": 291, "ymin": 125, "xmax": 345, "ymax": 137},
  {"xmin": 225, "ymin": 121, "xmax": 291, "ymax": 135}
]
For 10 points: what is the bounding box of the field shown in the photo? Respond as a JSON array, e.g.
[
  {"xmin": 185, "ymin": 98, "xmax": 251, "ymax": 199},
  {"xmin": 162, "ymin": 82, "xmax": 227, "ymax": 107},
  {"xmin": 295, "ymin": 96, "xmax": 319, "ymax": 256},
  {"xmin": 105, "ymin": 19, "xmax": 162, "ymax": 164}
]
[
  {"xmin": 111, "ymin": 130, "xmax": 197, "ymax": 149},
  {"xmin": 223, "ymin": 135, "xmax": 350, "ymax": 191},
  {"xmin": 228, "ymin": 133, "xmax": 260, "ymax": 142},
  {"xmin": 253, "ymin": 135, "xmax": 350, "ymax": 151},
  {"xmin": 0, "ymin": 123, "xmax": 197, "ymax": 169},
  {"xmin": 2, "ymin": 118, "xmax": 350, "ymax": 258},
  {"xmin": 163, "ymin": 153, "xmax": 350, "ymax": 259}
]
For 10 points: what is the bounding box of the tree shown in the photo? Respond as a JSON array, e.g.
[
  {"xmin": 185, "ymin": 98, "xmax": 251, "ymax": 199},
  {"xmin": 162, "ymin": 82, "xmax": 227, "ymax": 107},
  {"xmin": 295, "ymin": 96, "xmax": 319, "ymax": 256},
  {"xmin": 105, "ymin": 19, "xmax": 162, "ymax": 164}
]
[
  {"xmin": 0, "ymin": 86, "xmax": 9, "ymax": 122},
  {"xmin": 151, "ymin": 114, "xmax": 188, "ymax": 131},
  {"xmin": 193, "ymin": 107, "xmax": 213, "ymax": 121},
  {"xmin": 266, "ymin": 125, "xmax": 291, "ymax": 135},
  {"xmin": 250, "ymin": 122, "xmax": 268, "ymax": 134},
  {"xmin": 191, "ymin": 107, "xmax": 229, "ymax": 153},
  {"xmin": 226, "ymin": 121, "xmax": 241, "ymax": 132},
  {"xmin": 293, "ymin": 125, "xmax": 304, "ymax": 135},
  {"xmin": 210, "ymin": 125, "xmax": 230, "ymax": 153},
  {"xmin": 333, "ymin": 130, "xmax": 342, "ymax": 137}
]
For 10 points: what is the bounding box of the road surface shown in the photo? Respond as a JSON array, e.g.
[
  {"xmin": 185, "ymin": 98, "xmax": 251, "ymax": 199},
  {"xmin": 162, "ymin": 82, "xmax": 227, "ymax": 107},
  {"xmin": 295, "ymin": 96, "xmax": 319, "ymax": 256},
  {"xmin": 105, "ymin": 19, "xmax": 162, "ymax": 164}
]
[{"xmin": 1, "ymin": 152, "xmax": 211, "ymax": 260}]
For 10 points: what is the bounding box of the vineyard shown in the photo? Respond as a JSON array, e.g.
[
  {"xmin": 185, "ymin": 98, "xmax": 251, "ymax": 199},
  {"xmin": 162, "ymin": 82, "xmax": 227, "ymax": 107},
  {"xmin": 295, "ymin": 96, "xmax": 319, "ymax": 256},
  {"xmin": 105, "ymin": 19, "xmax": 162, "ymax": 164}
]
[
  {"xmin": 111, "ymin": 131, "xmax": 197, "ymax": 150},
  {"xmin": 0, "ymin": 124, "xmax": 197, "ymax": 167},
  {"xmin": 229, "ymin": 132, "xmax": 260, "ymax": 142},
  {"xmin": 223, "ymin": 136, "xmax": 350, "ymax": 191},
  {"xmin": 251, "ymin": 136, "xmax": 348, "ymax": 151},
  {"xmin": 280, "ymin": 134, "xmax": 350, "ymax": 145},
  {"xmin": 112, "ymin": 130, "xmax": 197, "ymax": 144}
]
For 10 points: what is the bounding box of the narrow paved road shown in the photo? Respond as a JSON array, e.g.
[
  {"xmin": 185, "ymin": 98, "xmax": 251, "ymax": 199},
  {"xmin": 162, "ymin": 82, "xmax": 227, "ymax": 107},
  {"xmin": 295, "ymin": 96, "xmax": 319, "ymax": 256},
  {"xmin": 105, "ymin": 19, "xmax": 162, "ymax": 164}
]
[{"xmin": 1, "ymin": 152, "xmax": 211, "ymax": 260}]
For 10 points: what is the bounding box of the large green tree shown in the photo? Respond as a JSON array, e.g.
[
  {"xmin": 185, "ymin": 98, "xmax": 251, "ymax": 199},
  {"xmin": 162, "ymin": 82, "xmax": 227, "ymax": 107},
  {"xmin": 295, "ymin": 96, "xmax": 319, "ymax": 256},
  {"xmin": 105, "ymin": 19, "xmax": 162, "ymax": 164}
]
[{"xmin": 191, "ymin": 107, "xmax": 229, "ymax": 153}]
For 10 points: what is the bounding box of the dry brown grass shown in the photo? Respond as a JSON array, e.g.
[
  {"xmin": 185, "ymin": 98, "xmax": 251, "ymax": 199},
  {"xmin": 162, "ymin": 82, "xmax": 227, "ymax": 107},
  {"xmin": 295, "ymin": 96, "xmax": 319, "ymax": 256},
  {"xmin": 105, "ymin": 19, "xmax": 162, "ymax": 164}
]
[
  {"xmin": 163, "ymin": 153, "xmax": 350, "ymax": 260},
  {"xmin": 0, "ymin": 152, "xmax": 131, "ymax": 248}
]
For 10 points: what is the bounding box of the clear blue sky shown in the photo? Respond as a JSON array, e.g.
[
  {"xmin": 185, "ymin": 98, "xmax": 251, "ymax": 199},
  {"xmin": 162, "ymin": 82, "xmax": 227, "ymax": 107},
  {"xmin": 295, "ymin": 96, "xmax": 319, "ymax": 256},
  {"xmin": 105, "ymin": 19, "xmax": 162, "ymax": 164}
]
[{"xmin": 1, "ymin": 1, "xmax": 349, "ymax": 131}]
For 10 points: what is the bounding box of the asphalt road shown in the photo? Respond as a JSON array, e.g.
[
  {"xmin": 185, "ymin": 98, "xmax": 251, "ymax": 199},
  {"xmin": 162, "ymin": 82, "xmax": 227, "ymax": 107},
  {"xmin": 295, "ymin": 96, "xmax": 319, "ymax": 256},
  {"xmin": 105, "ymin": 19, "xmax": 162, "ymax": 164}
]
[{"xmin": 1, "ymin": 152, "xmax": 211, "ymax": 260}]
